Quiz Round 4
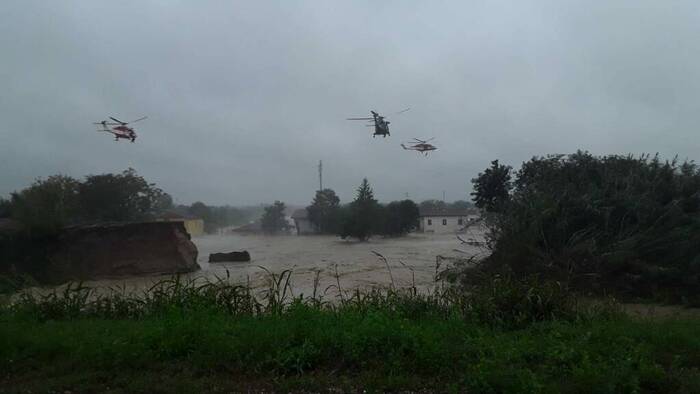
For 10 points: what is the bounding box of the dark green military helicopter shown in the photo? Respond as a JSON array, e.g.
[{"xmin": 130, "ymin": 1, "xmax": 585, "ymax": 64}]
[{"xmin": 347, "ymin": 108, "xmax": 409, "ymax": 138}]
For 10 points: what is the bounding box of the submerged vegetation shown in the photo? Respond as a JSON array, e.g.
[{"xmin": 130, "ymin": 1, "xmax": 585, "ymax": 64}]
[
  {"xmin": 468, "ymin": 152, "xmax": 700, "ymax": 304},
  {"xmin": 1, "ymin": 273, "xmax": 699, "ymax": 392},
  {"xmin": 306, "ymin": 179, "xmax": 420, "ymax": 240}
]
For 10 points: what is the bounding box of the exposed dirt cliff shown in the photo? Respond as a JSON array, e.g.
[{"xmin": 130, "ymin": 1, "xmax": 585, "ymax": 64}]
[{"xmin": 44, "ymin": 221, "xmax": 200, "ymax": 281}]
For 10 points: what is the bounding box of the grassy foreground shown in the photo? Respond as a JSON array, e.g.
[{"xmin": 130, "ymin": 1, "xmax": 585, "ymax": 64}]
[{"xmin": 1, "ymin": 277, "xmax": 699, "ymax": 393}]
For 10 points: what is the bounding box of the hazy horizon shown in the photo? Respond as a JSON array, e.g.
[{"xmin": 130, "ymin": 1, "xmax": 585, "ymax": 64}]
[{"xmin": 3, "ymin": 1, "xmax": 700, "ymax": 206}]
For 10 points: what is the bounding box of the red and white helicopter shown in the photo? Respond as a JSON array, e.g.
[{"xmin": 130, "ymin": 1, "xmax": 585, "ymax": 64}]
[
  {"xmin": 93, "ymin": 116, "xmax": 147, "ymax": 142},
  {"xmin": 401, "ymin": 138, "xmax": 437, "ymax": 156}
]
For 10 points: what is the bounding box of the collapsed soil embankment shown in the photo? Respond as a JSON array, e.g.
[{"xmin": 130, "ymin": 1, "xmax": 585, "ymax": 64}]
[
  {"xmin": 2, "ymin": 221, "xmax": 200, "ymax": 284},
  {"xmin": 46, "ymin": 221, "xmax": 200, "ymax": 281}
]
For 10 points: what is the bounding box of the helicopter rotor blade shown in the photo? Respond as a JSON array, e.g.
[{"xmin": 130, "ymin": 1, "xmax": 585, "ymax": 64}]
[
  {"xmin": 109, "ymin": 117, "xmax": 126, "ymax": 124},
  {"xmin": 394, "ymin": 108, "xmax": 411, "ymax": 115},
  {"xmin": 347, "ymin": 117, "xmax": 374, "ymax": 120},
  {"xmin": 128, "ymin": 116, "xmax": 148, "ymax": 123}
]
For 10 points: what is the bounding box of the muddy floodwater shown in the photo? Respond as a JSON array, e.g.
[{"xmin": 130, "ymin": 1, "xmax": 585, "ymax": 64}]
[{"xmin": 74, "ymin": 230, "xmax": 488, "ymax": 297}]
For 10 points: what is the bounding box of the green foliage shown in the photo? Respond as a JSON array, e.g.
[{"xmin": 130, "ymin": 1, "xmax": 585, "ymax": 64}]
[
  {"xmin": 469, "ymin": 152, "xmax": 700, "ymax": 302},
  {"xmin": 306, "ymin": 188, "xmax": 341, "ymax": 234},
  {"xmin": 332, "ymin": 180, "xmax": 418, "ymax": 239},
  {"xmin": 0, "ymin": 198, "xmax": 10, "ymax": 217},
  {"xmin": 1, "ymin": 275, "xmax": 698, "ymax": 392},
  {"xmin": 0, "ymin": 273, "xmax": 36, "ymax": 296},
  {"xmin": 471, "ymin": 159, "xmax": 512, "ymax": 212},
  {"xmin": 8, "ymin": 175, "xmax": 80, "ymax": 234},
  {"xmin": 339, "ymin": 178, "xmax": 380, "ymax": 241},
  {"xmin": 378, "ymin": 199, "xmax": 420, "ymax": 236},
  {"xmin": 465, "ymin": 275, "xmax": 586, "ymax": 328},
  {"xmin": 261, "ymin": 201, "xmax": 289, "ymax": 234},
  {"xmin": 4, "ymin": 169, "xmax": 173, "ymax": 233},
  {"xmin": 78, "ymin": 168, "xmax": 172, "ymax": 222}
]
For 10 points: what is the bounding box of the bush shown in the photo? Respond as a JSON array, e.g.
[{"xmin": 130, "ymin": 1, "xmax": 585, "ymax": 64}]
[{"xmin": 469, "ymin": 152, "xmax": 700, "ymax": 303}]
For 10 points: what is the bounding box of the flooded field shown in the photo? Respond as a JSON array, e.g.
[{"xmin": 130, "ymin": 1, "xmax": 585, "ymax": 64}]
[{"xmin": 80, "ymin": 230, "xmax": 488, "ymax": 297}]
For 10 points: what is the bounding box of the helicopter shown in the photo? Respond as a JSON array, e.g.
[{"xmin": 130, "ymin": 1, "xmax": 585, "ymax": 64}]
[
  {"xmin": 401, "ymin": 138, "xmax": 437, "ymax": 156},
  {"xmin": 346, "ymin": 108, "xmax": 409, "ymax": 138},
  {"xmin": 93, "ymin": 116, "xmax": 147, "ymax": 142}
]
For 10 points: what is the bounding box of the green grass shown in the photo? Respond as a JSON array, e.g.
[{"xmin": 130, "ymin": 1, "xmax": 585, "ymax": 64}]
[
  {"xmin": 1, "ymin": 307, "xmax": 699, "ymax": 393},
  {"xmin": 1, "ymin": 275, "xmax": 699, "ymax": 393}
]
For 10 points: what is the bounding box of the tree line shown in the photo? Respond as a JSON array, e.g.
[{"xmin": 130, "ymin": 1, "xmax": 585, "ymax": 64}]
[
  {"xmin": 258, "ymin": 179, "xmax": 420, "ymax": 239},
  {"xmin": 257, "ymin": 178, "xmax": 471, "ymax": 240},
  {"xmin": 0, "ymin": 169, "xmax": 269, "ymax": 236},
  {"xmin": 0, "ymin": 169, "xmax": 172, "ymax": 235}
]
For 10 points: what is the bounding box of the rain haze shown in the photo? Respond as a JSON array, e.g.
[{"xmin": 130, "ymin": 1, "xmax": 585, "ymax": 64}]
[{"xmin": 2, "ymin": 1, "xmax": 700, "ymax": 205}]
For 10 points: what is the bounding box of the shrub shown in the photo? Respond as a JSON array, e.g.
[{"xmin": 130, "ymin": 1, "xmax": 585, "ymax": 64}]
[{"xmin": 469, "ymin": 152, "xmax": 700, "ymax": 302}]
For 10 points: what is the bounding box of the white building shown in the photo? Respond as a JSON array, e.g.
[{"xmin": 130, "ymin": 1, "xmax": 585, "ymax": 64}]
[
  {"xmin": 418, "ymin": 207, "xmax": 480, "ymax": 234},
  {"xmin": 291, "ymin": 208, "xmax": 316, "ymax": 235}
]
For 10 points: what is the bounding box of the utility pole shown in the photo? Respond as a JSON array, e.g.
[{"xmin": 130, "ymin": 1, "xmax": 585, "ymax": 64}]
[
  {"xmin": 318, "ymin": 160, "xmax": 323, "ymax": 192},
  {"xmin": 442, "ymin": 190, "xmax": 446, "ymax": 201}
]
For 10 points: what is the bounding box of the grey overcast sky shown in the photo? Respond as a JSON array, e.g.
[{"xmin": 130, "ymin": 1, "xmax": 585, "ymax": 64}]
[{"xmin": 2, "ymin": 1, "xmax": 700, "ymax": 205}]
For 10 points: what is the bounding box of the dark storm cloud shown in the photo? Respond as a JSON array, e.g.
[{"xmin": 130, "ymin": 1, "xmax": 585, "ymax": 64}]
[{"xmin": 2, "ymin": 1, "xmax": 700, "ymax": 205}]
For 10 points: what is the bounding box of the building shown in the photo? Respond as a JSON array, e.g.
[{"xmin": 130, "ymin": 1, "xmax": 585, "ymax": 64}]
[
  {"xmin": 155, "ymin": 212, "xmax": 205, "ymax": 237},
  {"xmin": 291, "ymin": 208, "xmax": 316, "ymax": 235},
  {"xmin": 418, "ymin": 207, "xmax": 480, "ymax": 234}
]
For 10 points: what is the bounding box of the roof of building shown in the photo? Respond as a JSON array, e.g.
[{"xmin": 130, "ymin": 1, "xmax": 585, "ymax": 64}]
[
  {"xmin": 291, "ymin": 208, "xmax": 309, "ymax": 220},
  {"xmin": 419, "ymin": 207, "xmax": 479, "ymax": 217}
]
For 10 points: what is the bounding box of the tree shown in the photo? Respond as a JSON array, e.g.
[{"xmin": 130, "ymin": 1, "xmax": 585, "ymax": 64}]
[
  {"xmin": 78, "ymin": 168, "xmax": 172, "ymax": 222},
  {"xmin": 306, "ymin": 188, "xmax": 341, "ymax": 234},
  {"xmin": 261, "ymin": 201, "xmax": 289, "ymax": 234},
  {"xmin": 471, "ymin": 160, "xmax": 512, "ymax": 213},
  {"xmin": 339, "ymin": 178, "xmax": 380, "ymax": 241},
  {"xmin": 460, "ymin": 152, "xmax": 700, "ymax": 301},
  {"xmin": 380, "ymin": 200, "xmax": 420, "ymax": 236},
  {"xmin": 0, "ymin": 198, "xmax": 12, "ymax": 218},
  {"xmin": 9, "ymin": 175, "xmax": 81, "ymax": 234}
]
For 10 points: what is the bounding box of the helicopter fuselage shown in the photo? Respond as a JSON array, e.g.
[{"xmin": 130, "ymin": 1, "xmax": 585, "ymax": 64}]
[
  {"xmin": 372, "ymin": 115, "xmax": 390, "ymax": 137},
  {"xmin": 105, "ymin": 126, "xmax": 136, "ymax": 142}
]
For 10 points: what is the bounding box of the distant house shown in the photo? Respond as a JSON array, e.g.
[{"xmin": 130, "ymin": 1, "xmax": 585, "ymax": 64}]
[
  {"xmin": 418, "ymin": 207, "xmax": 480, "ymax": 234},
  {"xmin": 155, "ymin": 212, "xmax": 205, "ymax": 237},
  {"xmin": 291, "ymin": 208, "xmax": 316, "ymax": 235}
]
